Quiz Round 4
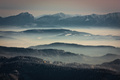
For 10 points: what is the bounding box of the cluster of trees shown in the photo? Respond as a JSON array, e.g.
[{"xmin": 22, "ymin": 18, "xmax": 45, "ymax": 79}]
[{"xmin": 0, "ymin": 56, "xmax": 120, "ymax": 80}]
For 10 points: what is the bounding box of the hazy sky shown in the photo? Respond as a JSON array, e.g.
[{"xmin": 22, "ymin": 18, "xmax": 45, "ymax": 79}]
[{"xmin": 0, "ymin": 0, "xmax": 120, "ymax": 17}]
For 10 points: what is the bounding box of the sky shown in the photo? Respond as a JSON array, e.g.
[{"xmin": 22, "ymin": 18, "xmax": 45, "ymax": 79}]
[{"xmin": 0, "ymin": 0, "xmax": 120, "ymax": 17}]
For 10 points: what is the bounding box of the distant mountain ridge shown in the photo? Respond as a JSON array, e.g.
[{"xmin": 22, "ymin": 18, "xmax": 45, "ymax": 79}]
[
  {"xmin": 22, "ymin": 29, "xmax": 92, "ymax": 36},
  {"xmin": 0, "ymin": 12, "xmax": 120, "ymax": 27},
  {"xmin": 29, "ymin": 42, "xmax": 120, "ymax": 57},
  {"xmin": 0, "ymin": 12, "xmax": 34, "ymax": 26},
  {"xmin": 0, "ymin": 28, "xmax": 120, "ymax": 41},
  {"xmin": 29, "ymin": 42, "xmax": 117, "ymax": 49},
  {"xmin": 0, "ymin": 46, "xmax": 78, "ymax": 57}
]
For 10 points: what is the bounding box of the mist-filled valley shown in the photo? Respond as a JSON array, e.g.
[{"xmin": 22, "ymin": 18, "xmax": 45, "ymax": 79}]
[
  {"xmin": 0, "ymin": 45, "xmax": 120, "ymax": 64},
  {"xmin": 0, "ymin": 28, "xmax": 120, "ymax": 48},
  {"xmin": 0, "ymin": 12, "xmax": 120, "ymax": 80}
]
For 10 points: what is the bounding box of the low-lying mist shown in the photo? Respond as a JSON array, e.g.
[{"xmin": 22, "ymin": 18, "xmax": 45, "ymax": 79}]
[
  {"xmin": 0, "ymin": 46, "xmax": 120, "ymax": 64},
  {"xmin": 0, "ymin": 28, "xmax": 120, "ymax": 48}
]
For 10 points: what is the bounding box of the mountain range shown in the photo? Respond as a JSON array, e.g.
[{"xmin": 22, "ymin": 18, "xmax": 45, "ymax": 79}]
[
  {"xmin": 0, "ymin": 12, "xmax": 120, "ymax": 27},
  {"xmin": 21, "ymin": 29, "xmax": 91, "ymax": 37},
  {"xmin": 0, "ymin": 12, "xmax": 34, "ymax": 26},
  {"xmin": 0, "ymin": 45, "xmax": 120, "ymax": 64},
  {"xmin": 1, "ymin": 11, "xmax": 120, "ymax": 80},
  {"xmin": 0, "ymin": 46, "xmax": 77, "ymax": 57},
  {"xmin": 29, "ymin": 42, "xmax": 117, "ymax": 48},
  {"xmin": 29, "ymin": 42, "xmax": 120, "ymax": 57},
  {"xmin": 1, "ymin": 29, "xmax": 120, "ymax": 41}
]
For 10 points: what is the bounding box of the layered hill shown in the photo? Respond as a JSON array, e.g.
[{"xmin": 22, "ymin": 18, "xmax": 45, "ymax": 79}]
[
  {"xmin": 29, "ymin": 42, "xmax": 120, "ymax": 57},
  {"xmin": 0, "ymin": 46, "xmax": 77, "ymax": 57},
  {"xmin": 0, "ymin": 46, "xmax": 120, "ymax": 64}
]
